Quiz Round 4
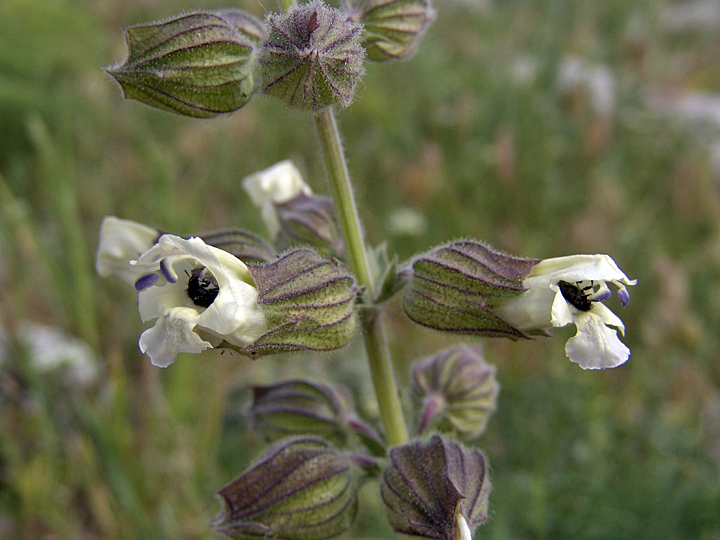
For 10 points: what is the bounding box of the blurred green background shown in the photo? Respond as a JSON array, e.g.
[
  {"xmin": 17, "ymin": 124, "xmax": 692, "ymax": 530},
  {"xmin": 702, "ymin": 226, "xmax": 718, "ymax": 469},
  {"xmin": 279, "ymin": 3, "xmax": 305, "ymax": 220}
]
[{"xmin": 1, "ymin": 0, "xmax": 719, "ymax": 538}]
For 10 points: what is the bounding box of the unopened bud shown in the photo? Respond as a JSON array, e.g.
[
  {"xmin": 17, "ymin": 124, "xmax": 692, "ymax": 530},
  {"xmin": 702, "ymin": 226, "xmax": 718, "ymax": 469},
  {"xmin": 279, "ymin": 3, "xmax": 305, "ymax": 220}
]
[
  {"xmin": 105, "ymin": 11, "xmax": 259, "ymax": 117},
  {"xmin": 276, "ymin": 194, "xmax": 343, "ymax": 256},
  {"xmin": 381, "ymin": 435, "xmax": 491, "ymax": 540},
  {"xmin": 412, "ymin": 344, "xmax": 499, "ymax": 438},
  {"xmin": 248, "ymin": 378, "xmax": 384, "ymax": 453},
  {"xmin": 259, "ymin": 0, "xmax": 365, "ymax": 110},
  {"xmin": 243, "ymin": 248, "xmax": 358, "ymax": 356},
  {"xmin": 249, "ymin": 378, "xmax": 352, "ymax": 442},
  {"xmin": 214, "ymin": 437, "xmax": 358, "ymax": 540},
  {"xmin": 402, "ymin": 240, "xmax": 540, "ymax": 338},
  {"xmin": 344, "ymin": 0, "xmax": 436, "ymax": 61}
]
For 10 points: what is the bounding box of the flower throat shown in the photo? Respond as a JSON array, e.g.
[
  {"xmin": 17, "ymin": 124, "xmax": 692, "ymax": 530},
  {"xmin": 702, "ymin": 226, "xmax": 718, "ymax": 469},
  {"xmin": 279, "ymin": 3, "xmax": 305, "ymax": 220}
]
[{"xmin": 186, "ymin": 267, "xmax": 219, "ymax": 308}]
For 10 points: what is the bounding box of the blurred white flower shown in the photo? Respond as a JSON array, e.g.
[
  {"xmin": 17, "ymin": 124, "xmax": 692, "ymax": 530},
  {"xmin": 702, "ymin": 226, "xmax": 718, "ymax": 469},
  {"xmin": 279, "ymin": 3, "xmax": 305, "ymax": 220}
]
[
  {"xmin": 495, "ymin": 254, "xmax": 637, "ymax": 369},
  {"xmin": 95, "ymin": 216, "xmax": 159, "ymax": 285},
  {"xmin": 132, "ymin": 235, "xmax": 267, "ymax": 367},
  {"xmin": 243, "ymin": 160, "xmax": 312, "ymax": 238},
  {"xmin": 659, "ymin": 1, "xmax": 720, "ymax": 33},
  {"xmin": 386, "ymin": 207, "xmax": 428, "ymax": 237},
  {"xmin": 558, "ymin": 56, "xmax": 616, "ymax": 115},
  {"xmin": 0, "ymin": 322, "xmax": 98, "ymax": 386}
]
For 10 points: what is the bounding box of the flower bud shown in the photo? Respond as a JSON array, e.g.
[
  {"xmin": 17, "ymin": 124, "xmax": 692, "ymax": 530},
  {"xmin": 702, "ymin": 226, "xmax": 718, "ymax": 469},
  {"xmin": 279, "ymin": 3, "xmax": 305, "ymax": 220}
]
[
  {"xmin": 202, "ymin": 229, "xmax": 276, "ymax": 264},
  {"xmin": 214, "ymin": 437, "xmax": 358, "ymax": 540},
  {"xmin": 105, "ymin": 11, "xmax": 259, "ymax": 118},
  {"xmin": 402, "ymin": 240, "xmax": 540, "ymax": 338},
  {"xmin": 248, "ymin": 378, "xmax": 353, "ymax": 443},
  {"xmin": 275, "ymin": 194, "xmax": 344, "ymax": 256},
  {"xmin": 381, "ymin": 435, "xmax": 490, "ymax": 540},
  {"xmin": 258, "ymin": 0, "xmax": 365, "ymax": 110},
  {"xmin": 216, "ymin": 9, "xmax": 267, "ymax": 42},
  {"xmin": 243, "ymin": 248, "xmax": 358, "ymax": 356},
  {"xmin": 411, "ymin": 344, "xmax": 499, "ymax": 439},
  {"xmin": 344, "ymin": 0, "xmax": 436, "ymax": 61}
]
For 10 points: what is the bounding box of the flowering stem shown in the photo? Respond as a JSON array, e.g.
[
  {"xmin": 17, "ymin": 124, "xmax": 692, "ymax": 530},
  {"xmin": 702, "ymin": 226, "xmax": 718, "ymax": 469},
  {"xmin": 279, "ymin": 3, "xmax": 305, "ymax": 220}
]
[{"xmin": 313, "ymin": 108, "xmax": 408, "ymax": 447}]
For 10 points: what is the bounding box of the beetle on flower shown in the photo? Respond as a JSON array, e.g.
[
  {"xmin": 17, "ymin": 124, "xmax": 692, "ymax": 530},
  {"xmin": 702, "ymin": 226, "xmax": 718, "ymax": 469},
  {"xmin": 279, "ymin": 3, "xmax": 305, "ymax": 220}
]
[
  {"xmin": 403, "ymin": 240, "xmax": 636, "ymax": 370},
  {"xmin": 131, "ymin": 235, "xmax": 267, "ymax": 368},
  {"xmin": 494, "ymin": 254, "xmax": 637, "ymax": 369}
]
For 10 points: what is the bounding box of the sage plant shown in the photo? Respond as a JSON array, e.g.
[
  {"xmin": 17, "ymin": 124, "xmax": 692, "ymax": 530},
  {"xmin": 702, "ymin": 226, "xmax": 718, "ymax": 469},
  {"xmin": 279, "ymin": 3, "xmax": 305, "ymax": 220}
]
[{"xmin": 98, "ymin": 1, "xmax": 637, "ymax": 538}]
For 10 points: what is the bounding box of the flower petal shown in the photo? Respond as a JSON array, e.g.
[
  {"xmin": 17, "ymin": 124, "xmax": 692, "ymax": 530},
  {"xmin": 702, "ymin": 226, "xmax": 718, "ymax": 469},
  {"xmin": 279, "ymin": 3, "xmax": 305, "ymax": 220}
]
[
  {"xmin": 198, "ymin": 277, "xmax": 265, "ymax": 338},
  {"xmin": 138, "ymin": 279, "xmax": 189, "ymax": 322},
  {"xmin": 549, "ymin": 285, "xmax": 574, "ymax": 327},
  {"xmin": 243, "ymin": 161, "xmax": 312, "ymax": 237},
  {"xmin": 138, "ymin": 307, "xmax": 212, "ymax": 367},
  {"xmin": 528, "ymin": 254, "xmax": 634, "ymax": 285},
  {"xmin": 589, "ymin": 302, "xmax": 626, "ymax": 335},
  {"xmin": 565, "ymin": 312, "xmax": 630, "ymax": 369},
  {"xmin": 456, "ymin": 514, "xmax": 472, "ymax": 540},
  {"xmin": 96, "ymin": 216, "xmax": 159, "ymax": 284},
  {"xmin": 243, "ymin": 160, "xmax": 312, "ymax": 206}
]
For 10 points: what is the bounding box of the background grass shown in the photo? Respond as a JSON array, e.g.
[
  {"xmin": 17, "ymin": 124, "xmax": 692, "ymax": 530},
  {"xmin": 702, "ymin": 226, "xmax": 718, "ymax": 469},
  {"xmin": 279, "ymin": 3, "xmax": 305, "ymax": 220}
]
[{"xmin": 1, "ymin": 0, "xmax": 720, "ymax": 538}]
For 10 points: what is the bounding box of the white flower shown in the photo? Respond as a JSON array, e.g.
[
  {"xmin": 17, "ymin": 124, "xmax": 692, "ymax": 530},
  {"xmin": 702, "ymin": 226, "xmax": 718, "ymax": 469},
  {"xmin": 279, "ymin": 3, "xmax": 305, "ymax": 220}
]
[
  {"xmin": 455, "ymin": 513, "xmax": 473, "ymax": 540},
  {"xmin": 131, "ymin": 235, "xmax": 267, "ymax": 367},
  {"xmin": 558, "ymin": 56, "xmax": 616, "ymax": 116},
  {"xmin": 243, "ymin": 160, "xmax": 312, "ymax": 238},
  {"xmin": 95, "ymin": 216, "xmax": 159, "ymax": 285},
  {"xmin": 386, "ymin": 207, "xmax": 429, "ymax": 237},
  {"xmin": 494, "ymin": 254, "xmax": 637, "ymax": 369}
]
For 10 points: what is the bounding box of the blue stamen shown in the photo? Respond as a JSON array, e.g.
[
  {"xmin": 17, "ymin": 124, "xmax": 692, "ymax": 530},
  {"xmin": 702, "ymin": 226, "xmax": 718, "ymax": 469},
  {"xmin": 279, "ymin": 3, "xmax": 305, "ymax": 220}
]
[
  {"xmin": 593, "ymin": 290, "xmax": 612, "ymax": 302},
  {"xmin": 135, "ymin": 273, "xmax": 159, "ymax": 291},
  {"xmin": 160, "ymin": 259, "xmax": 177, "ymax": 283},
  {"xmin": 618, "ymin": 288, "xmax": 630, "ymax": 307}
]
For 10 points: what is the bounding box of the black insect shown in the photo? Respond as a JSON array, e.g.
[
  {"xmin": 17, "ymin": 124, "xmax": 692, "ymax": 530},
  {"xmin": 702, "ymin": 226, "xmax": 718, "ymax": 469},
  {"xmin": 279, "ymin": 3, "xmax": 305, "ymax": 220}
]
[
  {"xmin": 186, "ymin": 268, "xmax": 219, "ymax": 308},
  {"xmin": 558, "ymin": 280, "xmax": 594, "ymax": 312}
]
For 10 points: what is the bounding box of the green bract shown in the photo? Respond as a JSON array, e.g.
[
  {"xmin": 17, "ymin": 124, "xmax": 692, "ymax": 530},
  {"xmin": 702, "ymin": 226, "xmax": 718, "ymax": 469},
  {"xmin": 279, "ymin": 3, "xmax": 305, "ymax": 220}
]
[{"xmin": 106, "ymin": 11, "xmax": 260, "ymax": 117}]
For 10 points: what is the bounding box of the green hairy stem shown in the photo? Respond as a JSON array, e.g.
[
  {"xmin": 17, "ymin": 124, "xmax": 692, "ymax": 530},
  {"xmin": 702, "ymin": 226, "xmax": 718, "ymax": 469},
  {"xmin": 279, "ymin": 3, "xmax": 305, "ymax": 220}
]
[{"xmin": 314, "ymin": 108, "xmax": 409, "ymax": 447}]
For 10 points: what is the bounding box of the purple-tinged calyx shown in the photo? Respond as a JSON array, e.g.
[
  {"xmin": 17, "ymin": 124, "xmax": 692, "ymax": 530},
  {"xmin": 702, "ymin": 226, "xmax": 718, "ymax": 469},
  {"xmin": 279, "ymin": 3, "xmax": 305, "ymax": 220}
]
[
  {"xmin": 248, "ymin": 379, "xmax": 356, "ymax": 446},
  {"xmin": 105, "ymin": 11, "xmax": 259, "ymax": 118},
  {"xmin": 381, "ymin": 435, "xmax": 490, "ymax": 540},
  {"xmin": 344, "ymin": 0, "xmax": 436, "ymax": 62},
  {"xmin": 242, "ymin": 248, "xmax": 358, "ymax": 356},
  {"xmin": 402, "ymin": 239, "xmax": 540, "ymax": 339},
  {"xmin": 258, "ymin": 0, "xmax": 366, "ymax": 110},
  {"xmin": 213, "ymin": 437, "xmax": 358, "ymax": 540},
  {"xmin": 411, "ymin": 344, "xmax": 499, "ymax": 438}
]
